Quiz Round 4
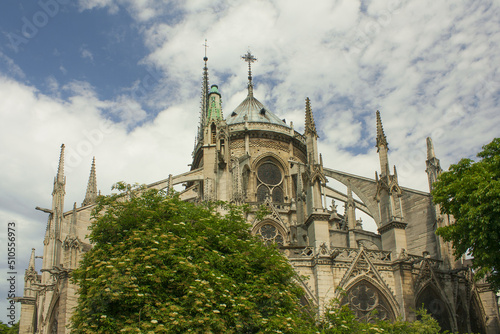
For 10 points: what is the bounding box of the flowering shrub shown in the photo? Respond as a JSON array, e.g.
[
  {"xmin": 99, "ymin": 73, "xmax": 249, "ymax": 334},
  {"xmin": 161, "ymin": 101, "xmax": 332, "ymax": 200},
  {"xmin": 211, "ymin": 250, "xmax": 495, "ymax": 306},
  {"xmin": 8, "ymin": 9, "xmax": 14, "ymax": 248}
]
[{"xmin": 71, "ymin": 183, "xmax": 316, "ymax": 333}]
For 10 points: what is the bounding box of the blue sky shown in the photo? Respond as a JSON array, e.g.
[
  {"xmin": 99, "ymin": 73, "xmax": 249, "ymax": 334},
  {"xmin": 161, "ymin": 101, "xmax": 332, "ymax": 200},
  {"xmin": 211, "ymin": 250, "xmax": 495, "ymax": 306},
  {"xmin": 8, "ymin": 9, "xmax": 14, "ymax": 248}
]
[{"xmin": 1, "ymin": 0, "xmax": 500, "ymax": 325}]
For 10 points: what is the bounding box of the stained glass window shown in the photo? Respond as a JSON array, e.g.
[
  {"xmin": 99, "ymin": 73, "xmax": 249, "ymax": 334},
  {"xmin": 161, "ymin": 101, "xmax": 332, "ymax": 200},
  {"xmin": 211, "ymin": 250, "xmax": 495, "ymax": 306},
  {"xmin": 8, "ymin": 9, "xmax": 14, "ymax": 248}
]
[
  {"xmin": 257, "ymin": 185, "xmax": 270, "ymax": 202},
  {"xmin": 256, "ymin": 161, "xmax": 284, "ymax": 203},
  {"xmin": 257, "ymin": 163, "xmax": 282, "ymax": 185},
  {"xmin": 272, "ymin": 187, "xmax": 283, "ymax": 202}
]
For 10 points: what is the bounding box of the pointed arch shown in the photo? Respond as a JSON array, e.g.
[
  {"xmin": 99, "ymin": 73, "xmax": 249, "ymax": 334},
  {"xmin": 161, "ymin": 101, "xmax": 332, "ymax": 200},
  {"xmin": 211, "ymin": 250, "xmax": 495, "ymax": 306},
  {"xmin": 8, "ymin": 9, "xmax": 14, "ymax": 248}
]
[
  {"xmin": 241, "ymin": 164, "xmax": 251, "ymax": 199},
  {"xmin": 252, "ymin": 219, "xmax": 287, "ymax": 246},
  {"xmin": 251, "ymin": 152, "xmax": 288, "ymax": 172},
  {"xmin": 252, "ymin": 153, "xmax": 288, "ymax": 203},
  {"xmin": 210, "ymin": 123, "xmax": 216, "ymax": 144},
  {"xmin": 341, "ymin": 278, "xmax": 397, "ymax": 323},
  {"xmin": 415, "ymin": 284, "xmax": 453, "ymax": 332}
]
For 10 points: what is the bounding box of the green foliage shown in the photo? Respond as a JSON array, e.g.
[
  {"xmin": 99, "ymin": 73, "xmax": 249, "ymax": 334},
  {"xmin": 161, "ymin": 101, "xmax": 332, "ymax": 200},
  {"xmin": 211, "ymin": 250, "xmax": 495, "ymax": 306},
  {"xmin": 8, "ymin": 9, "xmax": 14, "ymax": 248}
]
[
  {"xmin": 70, "ymin": 184, "xmax": 316, "ymax": 333},
  {"xmin": 0, "ymin": 320, "xmax": 19, "ymax": 333},
  {"xmin": 432, "ymin": 138, "xmax": 500, "ymax": 290},
  {"xmin": 318, "ymin": 298, "xmax": 443, "ymax": 334}
]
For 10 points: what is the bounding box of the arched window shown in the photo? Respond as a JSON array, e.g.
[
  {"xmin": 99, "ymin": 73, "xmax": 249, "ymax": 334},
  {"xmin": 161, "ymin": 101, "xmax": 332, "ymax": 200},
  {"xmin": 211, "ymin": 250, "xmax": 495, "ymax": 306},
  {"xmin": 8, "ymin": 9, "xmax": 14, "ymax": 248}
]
[
  {"xmin": 415, "ymin": 286, "xmax": 452, "ymax": 332},
  {"xmin": 255, "ymin": 223, "xmax": 284, "ymax": 245},
  {"xmin": 256, "ymin": 160, "xmax": 284, "ymax": 203},
  {"xmin": 242, "ymin": 166, "xmax": 250, "ymax": 198},
  {"xmin": 341, "ymin": 280, "xmax": 395, "ymax": 323},
  {"xmin": 211, "ymin": 123, "xmax": 216, "ymax": 144}
]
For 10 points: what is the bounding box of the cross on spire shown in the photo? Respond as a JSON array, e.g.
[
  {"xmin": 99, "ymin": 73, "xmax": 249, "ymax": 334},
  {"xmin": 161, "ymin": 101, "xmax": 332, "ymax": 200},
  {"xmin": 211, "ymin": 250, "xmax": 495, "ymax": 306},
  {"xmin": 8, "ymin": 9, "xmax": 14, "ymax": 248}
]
[
  {"xmin": 241, "ymin": 50, "xmax": 257, "ymax": 95},
  {"xmin": 203, "ymin": 39, "xmax": 209, "ymax": 61}
]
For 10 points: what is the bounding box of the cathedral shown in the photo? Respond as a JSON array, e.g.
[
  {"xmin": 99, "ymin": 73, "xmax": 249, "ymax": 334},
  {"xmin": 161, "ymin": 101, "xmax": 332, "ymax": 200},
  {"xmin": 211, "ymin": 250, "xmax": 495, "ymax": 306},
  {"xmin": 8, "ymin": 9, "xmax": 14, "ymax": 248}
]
[{"xmin": 16, "ymin": 51, "xmax": 500, "ymax": 333}]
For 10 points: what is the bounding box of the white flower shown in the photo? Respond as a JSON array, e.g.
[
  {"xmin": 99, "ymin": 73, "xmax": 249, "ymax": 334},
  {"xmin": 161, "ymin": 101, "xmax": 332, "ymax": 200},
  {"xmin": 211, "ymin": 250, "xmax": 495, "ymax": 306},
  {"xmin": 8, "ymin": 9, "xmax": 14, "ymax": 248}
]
[
  {"xmin": 213, "ymin": 310, "xmax": 220, "ymax": 314},
  {"xmin": 101, "ymin": 315, "xmax": 107, "ymax": 318},
  {"xmin": 151, "ymin": 320, "xmax": 158, "ymax": 324}
]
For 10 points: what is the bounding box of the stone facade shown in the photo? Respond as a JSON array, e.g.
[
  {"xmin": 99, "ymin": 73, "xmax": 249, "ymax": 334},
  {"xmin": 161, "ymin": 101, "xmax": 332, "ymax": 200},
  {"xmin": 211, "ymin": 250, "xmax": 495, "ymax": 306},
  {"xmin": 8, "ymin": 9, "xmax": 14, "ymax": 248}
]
[{"xmin": 16, "ymin": 54, "xmax": 500, "ymax": 333}]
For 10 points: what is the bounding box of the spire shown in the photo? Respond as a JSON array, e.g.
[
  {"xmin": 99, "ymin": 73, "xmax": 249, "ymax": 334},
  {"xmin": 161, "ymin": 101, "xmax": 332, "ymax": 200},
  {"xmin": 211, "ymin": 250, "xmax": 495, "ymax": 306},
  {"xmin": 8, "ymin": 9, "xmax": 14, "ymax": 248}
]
[
  {"xmin": 376, "ymin": 110, "xmax": 388, "ymax": 150},
  {"xmin": 28, "ymin": 248, "xmax": 36, "ymax": 272},
  {"xmin": 197, "ymin": 40, "xmax": 210, "ymax": 145},
  {"xmin": 82, "ymin": 157, "xmax": 97, "ymax": 206},
  {"xmin": 426, "ymin": 137, "xmax": 436, "ymax": 160},
  {"xmin": 304, "ymin": 97, "xmax": 317, "ymax": 136},
  {"xmin": 53, "ymin": 144, "xmax": 66, "ymax": 194},
  {"xmin": 241, "ymin": 50, "xmax": 257, "ymax": 97},
  {"xmin": 375, "ymin": 111, "xmax": 390, "ymax": 176},
  {"xmin": 51, "ymin": 143, "xmax": 66, "ymax": 217}
]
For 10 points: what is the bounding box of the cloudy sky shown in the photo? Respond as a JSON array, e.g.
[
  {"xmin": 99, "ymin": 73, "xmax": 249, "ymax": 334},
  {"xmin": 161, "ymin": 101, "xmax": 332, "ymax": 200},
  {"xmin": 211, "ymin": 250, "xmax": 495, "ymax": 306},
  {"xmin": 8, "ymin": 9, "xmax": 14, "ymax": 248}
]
[{"xmin": 1, "ymin": 0, "xmax": 499, "ymax": 324}]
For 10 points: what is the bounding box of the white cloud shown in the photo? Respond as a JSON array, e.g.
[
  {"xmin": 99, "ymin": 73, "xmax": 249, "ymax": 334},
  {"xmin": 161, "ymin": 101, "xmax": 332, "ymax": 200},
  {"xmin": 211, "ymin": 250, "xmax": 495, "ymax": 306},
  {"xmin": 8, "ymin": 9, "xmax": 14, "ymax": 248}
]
[
  {"xmin": 80, "ymin": 46, "xmax": 94, "ymax": 62},
  {"xmin": 0, "ymin": 51, "xmax": 25, "ymax": 79}
]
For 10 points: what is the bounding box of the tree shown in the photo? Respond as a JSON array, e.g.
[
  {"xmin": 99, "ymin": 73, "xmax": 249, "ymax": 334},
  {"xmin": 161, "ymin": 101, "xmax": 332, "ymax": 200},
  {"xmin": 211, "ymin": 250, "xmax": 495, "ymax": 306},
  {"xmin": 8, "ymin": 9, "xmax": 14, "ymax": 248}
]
[
  {"xmin": 0, "ymin": 320, "xmax": 19, "ymax": 333},
  {"xmin": 432, "ymin": 138, "xmax": 500, "ymax": 290},
  {"xmin": 70, "ymin": 183, "xmax": 316, "ymax": 333}
]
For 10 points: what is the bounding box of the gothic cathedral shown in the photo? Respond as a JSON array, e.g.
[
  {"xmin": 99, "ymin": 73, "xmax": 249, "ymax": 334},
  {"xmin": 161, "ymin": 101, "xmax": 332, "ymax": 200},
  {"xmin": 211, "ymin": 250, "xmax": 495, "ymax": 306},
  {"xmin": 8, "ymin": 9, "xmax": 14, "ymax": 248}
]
[{"xmin": 16, "ymin": 52, "xmax": 500, "ymax": 333}]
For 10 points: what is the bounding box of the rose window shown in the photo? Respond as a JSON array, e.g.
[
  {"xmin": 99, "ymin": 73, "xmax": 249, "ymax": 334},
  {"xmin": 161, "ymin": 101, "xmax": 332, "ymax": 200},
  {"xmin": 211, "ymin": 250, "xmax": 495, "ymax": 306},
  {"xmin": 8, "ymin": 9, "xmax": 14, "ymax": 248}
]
[
  {"xmin": 256, "ymin": 162, "xmax": 284, "ymax": 202},
  {"xmin": 257, "ymin": 224, "xmax": 284, "ymax": 245}
]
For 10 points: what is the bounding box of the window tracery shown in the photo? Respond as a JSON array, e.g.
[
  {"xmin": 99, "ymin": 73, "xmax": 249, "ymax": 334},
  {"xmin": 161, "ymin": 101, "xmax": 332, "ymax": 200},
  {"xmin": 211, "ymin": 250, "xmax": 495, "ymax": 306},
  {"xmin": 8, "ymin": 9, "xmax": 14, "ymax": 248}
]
[
  {"xmin": 256, "ymin": 223, "xmax": 284, "ymax": 245},
  {"xmin": 256, "ymin": 161, "xmax": 284, "ymax": 202},
  {"xmin": 341, "ymin": 280, "xmax": 395, "ymax": 323}
]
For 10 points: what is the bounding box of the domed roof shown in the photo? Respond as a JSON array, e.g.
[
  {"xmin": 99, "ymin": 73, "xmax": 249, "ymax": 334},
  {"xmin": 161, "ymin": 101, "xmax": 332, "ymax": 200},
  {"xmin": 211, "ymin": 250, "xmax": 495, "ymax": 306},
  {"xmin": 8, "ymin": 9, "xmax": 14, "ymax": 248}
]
[{"xmin": 226, "ymin": 88, "xmax": 289, "ymax": 127}]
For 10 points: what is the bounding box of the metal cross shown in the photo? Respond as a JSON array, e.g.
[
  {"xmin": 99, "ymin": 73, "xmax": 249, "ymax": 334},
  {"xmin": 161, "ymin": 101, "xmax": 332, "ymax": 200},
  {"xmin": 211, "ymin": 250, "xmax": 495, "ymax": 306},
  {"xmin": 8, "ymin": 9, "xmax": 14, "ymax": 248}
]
[
  {"xmin": 203, "ymin": 39, "xmax": 209, "ymax": 60},
  {"xmin": 241, "ymin": 50, "xmax": 257, "ymax": 64},
  {"xmin": 241, "ymin": 50, "xmax": 257, "ymax": 83}
]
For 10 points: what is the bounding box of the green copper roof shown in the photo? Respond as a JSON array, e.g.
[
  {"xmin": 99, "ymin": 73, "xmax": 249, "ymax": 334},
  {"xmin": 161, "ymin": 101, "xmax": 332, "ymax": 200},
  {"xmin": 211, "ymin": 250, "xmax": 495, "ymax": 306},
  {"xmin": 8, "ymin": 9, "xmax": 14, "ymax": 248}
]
[
  {"xmin": 206, "ymin": 85, "xmax": 222, "ymax": 122},
  {"xmin": 210, "ymin": 85, "xmax": 220, "ymax": 94}
]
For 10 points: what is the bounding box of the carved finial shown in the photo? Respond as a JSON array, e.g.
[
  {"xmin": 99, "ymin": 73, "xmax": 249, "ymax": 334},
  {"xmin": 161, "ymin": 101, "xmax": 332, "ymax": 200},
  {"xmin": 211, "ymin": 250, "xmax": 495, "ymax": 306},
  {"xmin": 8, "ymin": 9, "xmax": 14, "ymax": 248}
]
[
  {"xmin": 52, "ymin": 144, "xmax": 66, "ymax": 198},
  {"xmin": 305, "ymin": 97, "xmax": 317, "ymax": 135},
  {"xmin": 56, "ymin": 144, "xmax": 65, "ymax": 184},
  {"xmin": 82, "ymin": 157, "xmax": 97, "ymax": 206},
  {"xmin": 330, "ymin": 199, "xmax": 337, "ymax": 213},
  {"xmin": 241, "ymin": 50, "xmax": 257, "ymax": 97},
  {"xmin": 28, "ymin": 248, "xmax": 36, "ymax": 272},
  {"xmin": 376, "ymin": 110, "xmax": 388, "ymax": 149}
]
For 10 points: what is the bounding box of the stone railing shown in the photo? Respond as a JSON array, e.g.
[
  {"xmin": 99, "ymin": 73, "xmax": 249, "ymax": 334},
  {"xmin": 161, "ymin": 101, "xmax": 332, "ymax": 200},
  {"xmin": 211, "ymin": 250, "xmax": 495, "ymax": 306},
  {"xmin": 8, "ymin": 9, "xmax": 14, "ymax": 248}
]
[{"xmin": 284, "ymin": 245, "xmax": 392, "ymax": 263}]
